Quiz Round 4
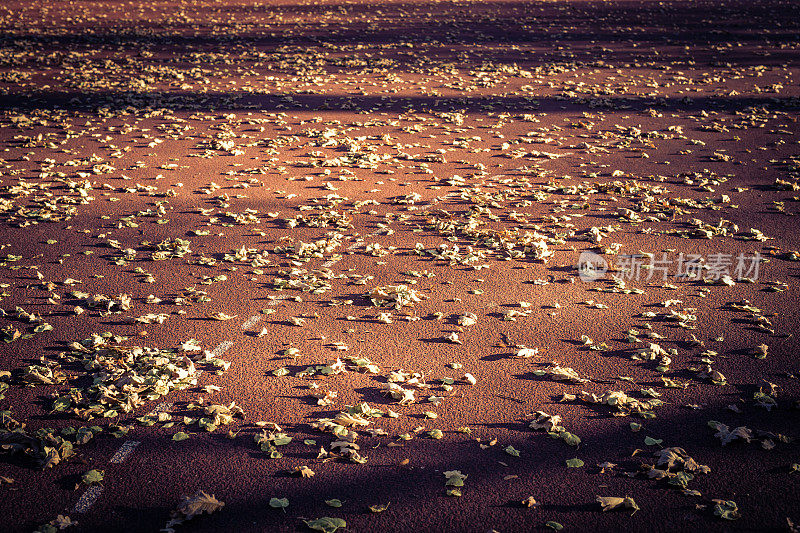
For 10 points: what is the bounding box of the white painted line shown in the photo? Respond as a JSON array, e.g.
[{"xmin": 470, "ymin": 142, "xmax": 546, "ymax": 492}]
[
  {"xmin": 149, "ymin": 401, "xmax": 173, "ymax": 415},
  {"xmin": 70, "ymin": 338, "xmax": 237, "ymax": 517},
  {"xmin": 210, "ymin": 340, "xmax": 234, "ymax": 357},
  {"xmin": 73, "ymin": 485, "xmax": 104, "ymax": 514},
  {"xmin": 109, "ymin": 440, "xmax": 140, "ymax": 464},
  {"xmin": 425, "ymin": 190, "xmax": 461, "ymax": 208},
  {"xmin": 241, "ymin": 315, "xmax": 261, "ymax": 330}
]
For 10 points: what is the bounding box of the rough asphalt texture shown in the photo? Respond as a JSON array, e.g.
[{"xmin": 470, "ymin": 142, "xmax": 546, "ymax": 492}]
[{"xmin": 0, "ymin": 0, "xmax": 799, "ymax": 532}]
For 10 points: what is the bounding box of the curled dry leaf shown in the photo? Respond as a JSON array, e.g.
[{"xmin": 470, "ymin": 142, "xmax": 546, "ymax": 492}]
[
  {"xmin": 514, "ymin": 347, "xmax": 539, "ymax": 358},
  {"xmin": 295, "ymin": 465, "xmax": 315, "ymax": 478},
  {"xmin": 384, "ymin": 382, "xmax": 415, "ymax": 405},
  {"xmin": 207, "ymin": 312, "xmax": 237, "ymax": 321},
  {"xmin": 444, "ymin": 332, "xmax": 462, "ymax": 344},
  {"xmin": 708, "ymin": 421, "xmax": 753, "ymax": 446},
  {"xmin": 369, "ymin": 502, "xmax": 390, "ymax": 513},
  {"xmin": 537, "ymin": 365, "xmax": 588, "ymax": 384},
  {"xmin": 178, "ymin": 491, "xmax": 225, "ymax": 519},
  {"xmin": 597, "ymin": 496, "xmax": 639, "ymax": 514},
  {"xmin": 522, "ymin": 496, "xmax": 539, "ymax": 508},
  {"xmin": 597, "ymin": 461, "xmax": 617, "ymax": 474},
  {"xmin": 457, "ymin": 313, "xmax": 478, "ymax": 326},
  {"xmin": 713, "ymin": 499, "xmax": 740, "ymax": 520}
]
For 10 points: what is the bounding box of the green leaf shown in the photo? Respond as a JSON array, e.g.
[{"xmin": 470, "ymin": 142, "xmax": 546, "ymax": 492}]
[
  {"xmin": 504, "ymin": 445, "xmax": 521, "ymax": 457},
  {"xmin": 668, "ymin": 471, "xmax": 694, "ymax": 489},
  {"xmin": 75, "ymin": 426, "xmax": 98, "ymax": 445},
  {"xmin": 713, "ymin": 500, "xmax": 740, "ymax": 520},
  {"xmin": 172, "ymin": 432, "xmax": 191, "ymax": 442},
  {"xmin": 545, "ymin": 521, "xmax": 564, "ymax": 531},
  {"xmin": 272, "ymin": 433, "xmax": 292, "ymax": 446},
  {"xmin": 551, "ymin": 431, "xmax": 581, "ymax": 447},
  {"xmin": 325, "ymin": 499, "xmax": 343, "ymax": 508},
  {"xmin": 82, "ymin": 469, "xmax": 104, "ymax": 485},
  {"xmin": 138, "ymin": 415, "xmax": 156, "ymax": 426},
  {"xmin": 562, "ymin": 432, "xmax": 581, "ymax": 447},
  {"xmin": 565, "ymin": 458, "xmax": 584, "ymax": 468},
  {"xmin": 198, "ymin": 418, "xmax": 218, "ymax": 432},
  {"xmin": 644, "ymin": 436, "xmax": 663, "ymax": 446},
  {"xmin": 52, "ymin": 397, "xmax": 71, "ymax": 412},
  {"xmin": 109, "ymin": 425, "xmax": 129, "ymax": 438},
  {"xmin": 304, "ymin": 517, "xmax": 346, "ymax": 533},
  {"xmin": 427, "ymin": 429, "xmax": 443, "ymax": 439},
  {"xmin": 444, "ymin": 474, "xmax": 465, "ymax": 487},
  {"xmin": 269, "ymin": 497, "xmax": 289, "ymax": 510}
]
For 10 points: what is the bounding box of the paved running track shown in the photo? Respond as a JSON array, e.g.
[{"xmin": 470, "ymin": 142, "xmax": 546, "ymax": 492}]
[{"xmin": 0, "ymin": 0, "xmax": 798, "ymax": 532}]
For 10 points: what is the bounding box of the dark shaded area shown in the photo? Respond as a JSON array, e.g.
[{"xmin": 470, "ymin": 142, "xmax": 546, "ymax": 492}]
[
  {"xmin": 2, "ymin": 90, "xmax": 800, "ymax": 114},
  {"xmin": 1, "ymin": 0, "xmax": 799, "ymax": 117},
  {"xmin": 3, "ymin": 0, "xmax": 800, "ymax": 48}
]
